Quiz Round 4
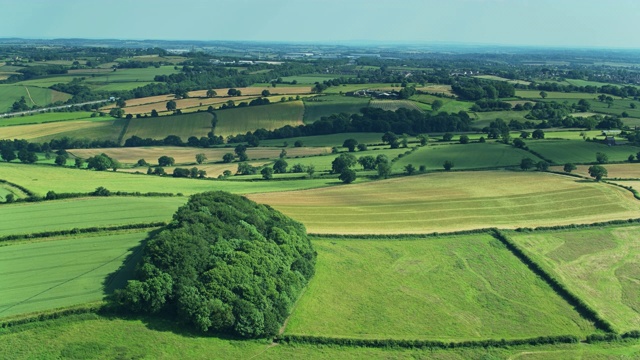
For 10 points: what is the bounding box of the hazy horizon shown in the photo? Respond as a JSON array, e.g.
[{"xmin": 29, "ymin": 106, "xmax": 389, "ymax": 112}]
[{"xmin": 2, "ymin": 0, "xmax": 640, "ymax": 49}]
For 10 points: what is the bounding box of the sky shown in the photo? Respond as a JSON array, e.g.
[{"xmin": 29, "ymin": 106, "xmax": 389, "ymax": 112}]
[{"xmin": 2, "ymin": 0, "xmax": 640, "ymax": 49}]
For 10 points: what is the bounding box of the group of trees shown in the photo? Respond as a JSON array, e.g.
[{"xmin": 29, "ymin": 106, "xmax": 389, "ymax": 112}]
[
  {"xmin": 451, "ymin": 79, "xmax": 516, "ymax": 100},
  {"xmin": 115, "ymin": 192, "xmax": 316, "ymax": 338}
]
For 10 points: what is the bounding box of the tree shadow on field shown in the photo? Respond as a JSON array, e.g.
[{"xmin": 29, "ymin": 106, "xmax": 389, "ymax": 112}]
[{"xmin": 574, "ymin": 179, "xmax": 596, "ymax": 183}]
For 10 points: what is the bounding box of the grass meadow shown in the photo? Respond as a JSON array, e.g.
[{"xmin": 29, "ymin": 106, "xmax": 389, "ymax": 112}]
[
  {"xmin": 0, "ymin": 120, "xmax": 125, "ymax": 142},
  {"xmin": 550, "ymin": 163, "xmax": 640, "ymax": 179},
  {"xmin": 511, "ymin": 225, "xmax": 640, "ymax": 333},
  {"xmin": 247, "ymin": 171, "xmax": 640, "ymax": 234},
  {"xmin": 0, "ymin": 111, "xmax": 109, "ymax": 127},
  {"xmin": 0, "ymin": 197, "xmax": 185, "ymax": 237},
  {"xmin": 526, "ymin": 140, "xmax": 640, "ymax": 164},
  {"xmin": 393, "ymin": 142, "xmax": 538, "ymax": 171},
  {"xmin": 410, "ymin": 94, "xmax": 472, "ymax": 113},
  {"xmin": 303, "ymin": 95, "xmax": 370, "ymax": 123},
  {"xmin": 123, "ymin": 112, "xmax": 214, "ymax": 142},
  {"xmin": 214, "ymin": 101, "xmax": 305, "ymax": 136},
  {"xmin": 0, "ymin": 230, "xmax": 149, "ymax": 318},
  {"xmin": 369, "ymin": 99, "xmax": 425, "ymax": 112},
  {"xmin": 285, "ymin": 236, "xmax": 595, "ymax": 340},
  {"xmin": 0, "ymin": 85, "xmax": 71, "ymax": 113}
]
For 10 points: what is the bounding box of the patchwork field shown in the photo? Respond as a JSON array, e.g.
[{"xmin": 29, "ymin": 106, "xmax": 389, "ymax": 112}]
[
  {"xmin": 248, "ymin": 171, "xmax": 640, "ymax": 234},
  {"xmin": 0, "ymin": 85, "xmax": 71, "ymax": 113},
  {"xmin": 526, "ymin": 140, "xmax": 640, "ymax": 164},
  {"xmin": 0, "ymin": 120, "xmax": 124, "ymax": 142},
  {"xmin": 0, "ymin": 111, "xmax": 107, "ymax": 127},
  {"xmin": 393, "ymin": 142, "xmax": 538, "ymax": 171},
  {"xmin": 410, "ymin": 94, "xmax": 472, "ymax": 112},
  {"xmin": 369, "ymin": 99, "xmax": 424, "ymax": 112},
  {"xmin": 303, "ymin": 95, "xmax": 370, "ymax": 123},
  {"xmin": 0, "ymin": 197, "xmax": 185, "ymax": 237},
  {"xmin": 285, "ymin": 236, "xmax": 595, "ymax": 340},
  {"xmin": 0, "ymin": 231, "xmax": 149, "ymax": 318},
  {"xmin": 0, "ymin": 163, "xmax": 336, "ymax": 196},
  {"xmin": 214, "ymin": 101, "xmax": 305, "ymax": 136},
  {"xmin": 511, "ymin": 226, "xmax": 640, "ymax": 332},
  {"xmin": 123, "ymin": 112, "xmax": 214, "ymax": 141},
  {"xmin": 69, "ymin": 145, "xmax": 330, "ymax": 164}
]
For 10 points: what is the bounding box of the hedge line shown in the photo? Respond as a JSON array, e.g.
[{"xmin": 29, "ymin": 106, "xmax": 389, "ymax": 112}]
[
  {"xmin": 0, "ymin": 303, "xmax": 102, "ymax": 329},
  {"xmin": 525, "ymin": 148, "xmax": 555, "ymax": 164},
  {"xmin": 310, "ymin": 228, "xmax": 494, "ymax": 240},
  {"xmin": 277, "ymin": 334, "xmax": 580, "ymax": 349},
  {"xmin": 491, "ymin": 229, "xmax": 616, "ymax": 333},
  {"xmin": 4, "ymin": 189, "xmax": 178, "ymax": 205},
  {"xmin": 0, "ymin": 221, "xmax": 166, "ymax": 243},
  {"xmin": 0, "ymin": 179, "xmax": 35, "ymax": 197},
  {"xmin": 586, "ymin": 330, "xmax": 640, "ymax": 343},
  {"xmin": 603, "ymin": 180, "xmax": 640, "ymax": 200},
  {"xmin": 514, "ymin": 218, "xmax": 640, "ymax": 233}
]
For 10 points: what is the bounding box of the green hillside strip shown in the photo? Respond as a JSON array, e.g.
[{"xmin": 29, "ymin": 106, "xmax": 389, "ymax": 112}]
[
  {"xmin": 214, "ymin": 101, "xmax": 304, "ymax": 136},
  {"xmin": 0, "ymin": 231, "xmax": 149, "ymax": 318},
  {"xmin": 284, "ymin": 236, "xmax": 595, "ymax": 340},
  {"xmin": 526, "ymin": 140, "xmax": 640, "ymax": 164},
  {"xmin": 0, "ymin": 197, "xmax": 185, "ymax": 237},
  {"xmin": 510, "ymin": 225, "xmax": 640, "ymax": 333},
  {"xmin": 123, "ymin": 112, "xmax": 214, "ymax": 141},
  {"xmin": 303, "ymin": 95, "xmax": 370, "ymax": 123}
]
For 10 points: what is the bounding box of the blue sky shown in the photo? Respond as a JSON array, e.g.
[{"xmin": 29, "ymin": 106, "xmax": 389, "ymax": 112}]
[{"xmin": 2, "ymin": 0, "xmax": 639, "ymax": 49}]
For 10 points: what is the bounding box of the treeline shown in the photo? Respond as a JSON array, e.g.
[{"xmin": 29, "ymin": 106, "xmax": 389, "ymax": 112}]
[
  {"xmin": 4, "ymin": 185, "xmax": 177, "ymax": 204},
  {"xmin": 0, "ymin": 222, "xmax": 166, "ymax": 243},
  {"xmin": 278, "ymin": 334, "xmax": 580, "ymax": 349},
  {"xmin": 227, "ymin": 107, "xmax": 472, "ymax": 143},
  {"xmin": 491, "ymin": 230, "xmax": 616, "ymax": 333},
  {"xmin": 451, "ymin": 78, "xmax": 516, "ymax": 100},
  {"xmin": 528, "ymin": 82, "xmax": 640, "ymax": 99},
  {"xmin": 124, "ymin": 133, "xmax": 224, "ymax": 148}
]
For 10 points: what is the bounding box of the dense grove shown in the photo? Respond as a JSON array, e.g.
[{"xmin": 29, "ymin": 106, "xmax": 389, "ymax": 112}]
[{"xmin": 116, "ymin": 191, "xmax": 316, "ymax": 338}]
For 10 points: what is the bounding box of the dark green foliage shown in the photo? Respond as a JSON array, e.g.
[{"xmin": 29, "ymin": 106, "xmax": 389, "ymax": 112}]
[
  {"xmin": 596, "ymin": 152, "xmax": 608, "ymax": 164},
  {"xmin": 342, "ymin": 138, "xmax": 358, "ymax": 152},
  {"xmin": 116, "ymin": 192, "xmax": 316, "ymax": 338},
  {"xmin": 532, "ymin": 129, "xmax": 545, "ymax": 139},
  {"xmin": 536, "ymin": 161, "xmax": 549, "ymax": 171},
  {"xmin": 222, "ymin": 153, "xmax": 235, "ymax": 163},
  {"xmin": 339, "ymin": 169, "xmax": 357, "ymax": 184},
  {"xmin": 443, "ymin": 160, "xmax": 454, "ymax": 171},
  {"xmin": 86, "ymin": 154, "xmax": 116, "ymax": 171},
  {"xmin": 442, "ymin": 133, "xmax": 453, "ymax": 141},
  {"xmin": 459, "ymin": 135, "xmax": 469, "ymax": 144},
  {"xmin": 331, "ymin": 153, "xmax": 356, "ymax": 174},
  {"xmin": 588, "ymin": 165, "xmax": 608, "ymax": 181},
  {"xmin": 261, "ymin": 167, "xmax": 273, "ymax": 179},
  {"xmin": 563, "ymin": 163, "xmax": 577, "ymax": 173},
  {"xmin": 404, "ymin": 164, "xmax": 416, "ymax": 175},
  {"xmin": 17, "ymin": 149, "xmax": 38, "ymax": 164},
  {"xmin": 54, "ymin": 155, "xmax": 67, "ymax": 166},
  {"xmin": 273, "ymin": 159, "xmax": 288, "ymax": 174},
  {"xmin": 358, "ymin": 155, "xmax": 377, "ymax": 170},
  {"xmin": 158, "ymin": 155, "xmax": 175, "ymax": 167},
  {"xmin": 520, "ymin": 157, "xmax": 535, "ymax": 171}
]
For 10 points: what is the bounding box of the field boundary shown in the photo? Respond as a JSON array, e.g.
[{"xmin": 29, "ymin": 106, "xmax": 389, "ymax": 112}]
[
  {"xmin": 0, "ymin": 221, "xmax": 164, "ymax": 243},
  {"xmin": 0, "ymin": 303, "xmax": 103, "ymax": 329}
]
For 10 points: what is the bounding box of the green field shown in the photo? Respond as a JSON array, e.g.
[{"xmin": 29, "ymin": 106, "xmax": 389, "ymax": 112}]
[
  {"xmin": 369, "ymin": 99, "xmax": 425, "ymax": 112},
  {"xmin": 214, "ymin": 101, "xmax": 305, "ymax": 136},
  {"xmin": 0, "ymin": 197, "xmax": 185, "ymax": 237},
  {"xmin": 259, "ymin": 132, "xmax": 387, "ymax": 147},
  {"xmin": 0, "ymin": 119, "xmax": 125, "ymax": 142},
  {"xmin": 285, "ymin": 236, "xmax": 594, "ymax": 340},
  {"xmin": 526, "ymin": 140, "xmax": 640, "ymax": 164},
  {"xmin": 123, "ymin": 112, "xmax": 214, "ymax": 142},
  {"xmin": 0, "ymin": 84, "xmax": 71, "ymax": 113},
  {"xmin": 470, "ymin": 111, "xmax": 532, "ymax": 129},
  {"xmin": 516, "ymin": 90, "xmax": 610, "ymax": 100},
  {"xmin": 0, "ymin": 182, "xmax": 28, "ymax": 202},
  {"xmin": 248, "ymin": 171, "xmax": 640, "ymax": 234},
  {"xmin": 0, "ymin": 231, "xmax": 149, "ymax": 318},
  {"xmin": 410, "ymin": 94, "xmax": 473, "ymax": 113},
  {"xmin": 511, "ymin": 225, "xmax": 640, "ymax": 333},
  {"xmin": 303, "ymin": 95, "xmax": 370, "ymax": 123},
  {"xmin": 284, "ymin": 148, "xmax": 408, "ymax": 173},
  {"xmin": 280, "ymin": 73, "xmax": 344, "ymax": 84},
  {"xmin": 0, "ymin": 111, "xmax": 105, "ymax": 126},
  {"xmin": 393, "ymin": 142, "xmax": 538, "ymax": 171},
  {"xmin": 0, "ymin": 163, "xmax": 337, "ymax": 196},
  {"xmin": 4, "ymin": 314, "xmax": 640, "ymax": 360},
  {"xmin": 588, "ymin": 99, "xmax": 640, "ymax": 118}
]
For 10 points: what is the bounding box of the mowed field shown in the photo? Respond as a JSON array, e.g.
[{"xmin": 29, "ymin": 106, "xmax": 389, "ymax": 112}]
[
  {"xmin": 526, "ymin": 140, "xmax": 640, "ymax": 164},
  {"xmin": 0, "ymin": 120, "xmax": 124, "ymax": 142},
  {"xmin": 0, "ymin": 111, "xmax": 108, "ymax": 127},
  {"xmin": 69, "ymin": 146, "xmax": 330, "ymax": 164},
  {"xmin": 369, "ymin": 99, "xmax": 424, "ymax": 112},
  {"xmin": 0, "ymin": 197, "xmax": 185, "ymax": 237},
  {"xmin": 393, "ymin": 142, "xmax": 538, "ymax": 171},
  {"xmin": 0, "ymin": 231, "xmax": 149, "ymax": 318},
  {"xmin": 511, "ymin": 226, "xmax": 640, "ymax": 333},
  {"xmin": 285, "ymin": 236, "xmax": 595, "ymax": 340},
  {"xmin": 0, "ymin": 85, "xmax": 71, "ymax": 113},
  {"xmin": 0, "ymin": 163, "xmax": 337, "ymax": 196},
  {"xmin": 248, "ymin": 171, "xmax": 640, "ymax": 234},
  {"xmin": 123, "ymin": 112, "xmax": 214, "ymax": 141},
  {"xmin": 214, "ymin": 101, "xmax": 305, "ymax": 136},
  {"xmin": 303, "ymin": 95, "xmax": 370, "ymax": 123}
]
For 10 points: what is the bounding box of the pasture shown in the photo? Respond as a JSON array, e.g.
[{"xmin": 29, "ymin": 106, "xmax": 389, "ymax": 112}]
[
  {"xmin": 409, "ymin": 94, "xmax": 472, "ymax": 112},
  {"xmin": 0, "ymin": 163, "xmax": 337, "ymax": 196},
  {"xmin": 122, "ymin": 112, "xmax": 214, "ymax": 141},
  {"xmin": 285, "ymin": 236, "xmax": 594, "ymax": 340},
  {"xmin": 525, "ymin": 140, "xmax": 640, "ymax": 164},
  {"xmin": 470, "ymin": 111, "xmax": 531, "ymax": 129},
  {"xmin": 510, "ymin": 225, "xmax": 640, "ymax": 333},
  {"xmin": 516, "ymin": 90, "xmax": 609, "ymax": 100},
  {"xmin": 214, "ymin": 101, "xmax": 305, "ymax": 136},
  {"xmin": 0, "ymin": 85, "xmax": 71, "ymax": 113},
  {"xmin": 0, "ymin": 231, "xmax": 149, "ymax": 318},
  {"xmin": 393, "ymin": 142, "xmax": 537, "ymax": 171},
  {"xmin": 69, "ymin": 146, "xmax": 329, "ymax": 165},
  {"xmin": 369, "ymin": 99, "xmax": 424, "ymax": 112},
  {"xmin": 0, "ymin": 197, "xmax": 185, "ymax": 237},
  {"xmin": 259, "ymin": 132, "xmax": 387, "ymax": 148},
  {"xmin": 303, "ymin": 95, "xmax": 370, "ymax": 123},
  {"xmin": 588, "ymin": 99, "xmax": 640, "ymax": 118},
  {"xmin": 247, "ymin": 171, "xmax": 640, "ymax": 234},
  {"xmin": 0, "ymin": 111, "xmax": 107, "ymax": 127},
  {"xmin": 0, "ymin": 120, "xmax": 124, "ymax": 142}
]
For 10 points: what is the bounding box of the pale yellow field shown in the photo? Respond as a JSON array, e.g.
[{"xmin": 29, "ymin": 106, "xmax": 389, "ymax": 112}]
[
  {"xmin": 551, "ymin": 163, "xmax": 640, "ymax": 179},
  {"xmin": 0, "ymin": 121, "xmax": 112, "ymax": 141},
  {"xmin": 422, "ymin": 84, "xmax": 455, "ymax": 96},
  {"xmin": 68, "ymin": 146, "xmax": 330, "ymax": 165},
  {"xmin": 248, "ymin": 171, "xmax": 640, "ymax": 234}
]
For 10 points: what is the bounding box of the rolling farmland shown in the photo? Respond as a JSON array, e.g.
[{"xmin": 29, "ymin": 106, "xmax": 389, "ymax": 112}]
[
  {"xmin": 0, "ymin": 120, "xmax": 124, "ymax": 142},
  {"xmin": 303, "ymin": 95, "xmax": 370, "ymax": 123},
  {"xmin": 526, "ymin": 140, "xmax": 640, "ymax": 164},
  {"xmin": 123, "ymin": 112, "xmax": 214, "ymax": 141},
  {"xmin": 214, "ymin": 101, "xmax": 305, "ymax": 136}
]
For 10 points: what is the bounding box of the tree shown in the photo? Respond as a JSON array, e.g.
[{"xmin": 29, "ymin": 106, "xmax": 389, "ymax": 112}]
[
  {"xmin": 417, "ymin": 134, "xmax": 428, "ymax": 146},
  {"xmin": 261, "ymin": 89, "xmax": 271, "ymax": 97},
  {"xmin": 532, "ymin": 129, "xmax": 545, "ymax": 139},
  {"xmin": 109, "ymin": 107, "xmax": 125, "ymax": 118},
  {"xmin": 153, "ymin": 167, "xmax": 166, "ymax": 175},
  {"xmin": 459, "ymin": 135, "xmax": 469, "ymax": 144},
  {"xmin": 261, "ymin": 167, "xmax": 273, "ymax": 180},
  {"xmin": 339, "ymin": 169, "xmax": 357, "ymax": 184},
  {"xmin": 357, "ymin": 143, "xmax": 368, "ymax": 151},
  {"xmin": 136, "ymin": 159, "xmax": 148, "ymax": 167},
  {"xmin": 158, "ymin": 155, "xmax": 175, "ymax": 167},
  {"xmin": 294, "ymin": 140, "xmax": 303, "ymax": 147},
  {"xmin": 358, "ymin": 155, "xmax": 376, "ymax": 170},
  {"xmin": 331, "ymin": 153, "xmax": 357, "ymax": 174},
  {"xmin": 479, "ymin": 136, "xmax": 486, "ymax": 143},
  {"xmin": 431, "ymin": 100, "xmax": 443, "ymax": 112},
  {"xmin": 520, "ymin": 157, "xmax": 535, "ymax": 171},
  {"xmin": 404, "ymin": 164, "xmax": 416, "ymax": 175},
  {"xmin": 75, "ymin": 158, "xmax": 84, "ymax": 168},
  {"xmin": 151, "ymin": 109, "xmax": 159, "ymax": 117},
  {"xmin": 443, "ymin": 160, "xmax": 454, "ymax": 171},
  {"xmin": 227, "ymin": 88, "xmax": 241, "ymax": 96},
  {"xmin": 1, "ymin": 149, "xmax": 16, "ymax": 162},
  {"xmin": 235, "ymin": 145, "xmax": 248, "ymax": 161},
  {"xmin": 377, "ymin": 162, "xmax": 392, "ymax": 179},
  {"xmin": 279, "ymin": 149, "xmax": 287, "ymax": 158},
  {"xmin": 520, "ymin": 131, "xmax": 530, "ymax": 139},
  {"xmin": 166, "ymin": 100, "xmax": 177, "ymax": 112},
  {"xmin": 5, "ymin": 194, "xmax": 15, "ymax": 203},
  {"xmin": 629, "ymin": 154, "xmax": 636, "ymax": 162},
  {"xmin": 513, "ymin": 138, "xmax": 526, "ymax": 149},
  {"xmin": 18, "ymin": 149, "xmax": 38, "ymax": 164},
  {"xmin": 222, "ymin": 153, "xmax": 235, "ymax": 163},
  {"xmin": 563, "ymin": 163, "xmax": 577, "ymax": 173},
  {"xmin": 539, "ymin": 91, "xmax": 548, "ymax": 99},
  {"xmin": 195, "ymin": 153, "xmax": 207, "ymax": 165},
  {"xmin": 596, "ymin": 152, "xmax": 608, "ymax": 164},
  {"xmin": 588, "ymin": 165, "xmax": 608, "ymax": 181},
  {"xmin": 343, "ymin": 138, "xmax": 358, "ymax": 152},
  {"xmin": 206, "ymin": 89, "xmax": 217, "ymax": 98},
  {"xmin": 54, "ymin": 155, "xmax": 67, "ymax": 166},
  {"xmin": 273, "ymin": 159, "xmax": 288, "ymax": 174},
  {"xmin": 536, "ymin": 161, "xmax": 549, "ymax": 171},
  {"xmin": 382, "ymin": 132, "xmax": 399, "ymax": 148},
  {"xmin": 306, "ymin": 165, "xmax": 315, "ymax": 178},
  {"xmin": 443, "ymin": 133, "xmax": 454, "ymax": 141}
]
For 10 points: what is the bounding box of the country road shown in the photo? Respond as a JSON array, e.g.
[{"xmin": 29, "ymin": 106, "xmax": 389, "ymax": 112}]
[{"xmin": 0, "ymin": 99, "xmax": 113, "ymax": 119}]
